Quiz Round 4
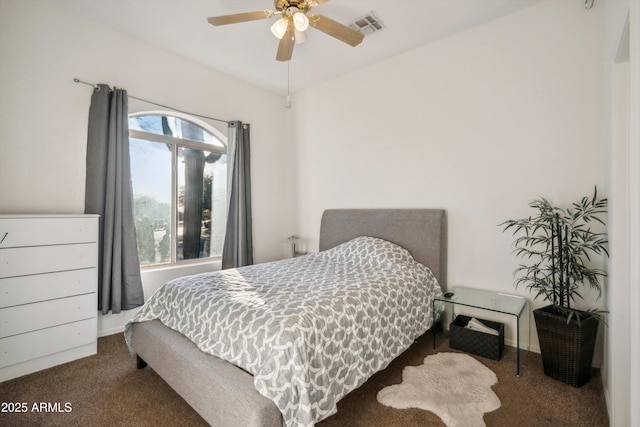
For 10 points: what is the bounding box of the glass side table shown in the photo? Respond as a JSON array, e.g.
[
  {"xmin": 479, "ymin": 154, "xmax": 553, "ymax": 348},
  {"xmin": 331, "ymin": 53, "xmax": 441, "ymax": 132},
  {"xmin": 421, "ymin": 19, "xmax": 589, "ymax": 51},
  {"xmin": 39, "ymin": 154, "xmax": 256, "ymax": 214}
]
[{"xmin": 433, "ymin": 286, "xmax": 529, "ymax": 376}]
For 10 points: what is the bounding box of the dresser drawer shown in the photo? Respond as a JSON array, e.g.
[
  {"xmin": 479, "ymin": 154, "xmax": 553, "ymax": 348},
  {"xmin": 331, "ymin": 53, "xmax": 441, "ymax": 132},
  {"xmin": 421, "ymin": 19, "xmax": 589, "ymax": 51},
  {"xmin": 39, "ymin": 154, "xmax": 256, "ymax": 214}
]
[
  {"xmin": 0, "ymin": 243, "xmax": 97, "ymax": 278},
  {"xmin": 0, "ymin": 215, "xmax": 98, "ymax": 380},
  {"xmin": 0, "ymin": 216, "xmax": 98, "ymax": 248},
  {"xmin": 0, "ymin": 293, "xmax": 96, "ymax": 339},
  {"xmin": 0, "ymin": 319, "xmax": 96, "ymax": 369},
  {"xmin": 0, "ymin": 268, "xmax": 96, "ymax": 308}
]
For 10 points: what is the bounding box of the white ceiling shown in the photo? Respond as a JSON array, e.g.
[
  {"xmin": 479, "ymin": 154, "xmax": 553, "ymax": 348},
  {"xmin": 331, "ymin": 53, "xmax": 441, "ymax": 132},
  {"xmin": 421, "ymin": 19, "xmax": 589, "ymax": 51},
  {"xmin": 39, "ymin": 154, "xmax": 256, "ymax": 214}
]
[{"xmin": 54, "ymin": 0, "xmax": 544, "ymax": 95}]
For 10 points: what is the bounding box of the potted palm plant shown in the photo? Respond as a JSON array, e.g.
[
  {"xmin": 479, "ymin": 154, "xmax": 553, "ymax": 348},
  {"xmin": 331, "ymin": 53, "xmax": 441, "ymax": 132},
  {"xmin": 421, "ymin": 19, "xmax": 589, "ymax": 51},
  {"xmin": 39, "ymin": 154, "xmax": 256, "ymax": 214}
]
[{"xmin": 500, "ymin": 187, "xmax": 608, "ymax": 387}]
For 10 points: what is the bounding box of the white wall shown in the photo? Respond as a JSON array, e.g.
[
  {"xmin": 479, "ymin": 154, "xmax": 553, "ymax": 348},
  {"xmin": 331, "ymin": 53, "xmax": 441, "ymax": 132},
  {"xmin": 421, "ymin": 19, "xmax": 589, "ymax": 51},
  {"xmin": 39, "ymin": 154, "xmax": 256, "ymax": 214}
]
[
  {"xmin": 0, "ymin": 0, "xmax": 296, "ymax": 335},
  {"xmin": 292, "ymin": 0, "xmax": 606, "ymax": 354}
]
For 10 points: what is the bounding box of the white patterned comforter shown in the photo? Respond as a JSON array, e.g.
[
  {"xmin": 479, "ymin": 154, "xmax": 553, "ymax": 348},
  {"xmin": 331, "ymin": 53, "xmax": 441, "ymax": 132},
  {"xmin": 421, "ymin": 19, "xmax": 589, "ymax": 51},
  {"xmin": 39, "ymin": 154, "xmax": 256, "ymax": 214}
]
[{"xmin": 125, "ymin": 236, "xmax": 443, "ymax": 427}]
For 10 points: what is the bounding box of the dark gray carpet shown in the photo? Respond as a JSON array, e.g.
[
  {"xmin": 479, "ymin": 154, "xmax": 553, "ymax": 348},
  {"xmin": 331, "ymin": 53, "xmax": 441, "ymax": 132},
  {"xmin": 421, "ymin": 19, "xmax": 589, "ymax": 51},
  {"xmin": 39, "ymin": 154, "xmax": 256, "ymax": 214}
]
[{"xmin": 0, "ymin": 331, "xmax": 609, "ymax": 426}]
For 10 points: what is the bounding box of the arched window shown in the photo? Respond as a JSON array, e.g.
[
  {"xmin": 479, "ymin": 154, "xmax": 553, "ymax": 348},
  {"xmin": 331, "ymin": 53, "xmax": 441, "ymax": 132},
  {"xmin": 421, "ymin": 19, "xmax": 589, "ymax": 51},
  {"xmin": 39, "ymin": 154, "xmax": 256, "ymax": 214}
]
[{"xmin": 128, "ymin": 112, "xmax": 227, "ymax": 267}]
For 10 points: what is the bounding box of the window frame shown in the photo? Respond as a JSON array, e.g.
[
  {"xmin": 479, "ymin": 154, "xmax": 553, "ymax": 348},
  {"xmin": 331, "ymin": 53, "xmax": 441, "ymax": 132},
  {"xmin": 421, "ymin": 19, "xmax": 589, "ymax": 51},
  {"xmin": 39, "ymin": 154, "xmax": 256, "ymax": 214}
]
[{"xmin": 129, "ymin": 110, "xmax": 228, "ymax": 269}]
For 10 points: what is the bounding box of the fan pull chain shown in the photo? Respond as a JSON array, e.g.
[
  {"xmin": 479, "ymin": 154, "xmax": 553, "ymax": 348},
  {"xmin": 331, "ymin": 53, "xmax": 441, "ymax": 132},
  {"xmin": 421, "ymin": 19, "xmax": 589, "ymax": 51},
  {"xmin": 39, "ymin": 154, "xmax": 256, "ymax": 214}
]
[{"xmin": 285, "ymin": 61, "xmax": 292, "ymax": 108}]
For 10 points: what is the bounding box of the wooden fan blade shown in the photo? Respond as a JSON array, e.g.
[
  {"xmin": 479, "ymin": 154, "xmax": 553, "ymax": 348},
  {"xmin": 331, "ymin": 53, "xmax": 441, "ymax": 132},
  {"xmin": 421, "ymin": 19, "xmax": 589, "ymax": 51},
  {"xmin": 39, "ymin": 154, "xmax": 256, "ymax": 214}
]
[
  {"xmin": 309, "ymin": 14, "xmax": 364, "ymax": 47},
  {"xmin": 207, "ymin": 10, "xmax": 274, "ymax": 26},
  {"xmin": 276, "ymin": 20, "xmax": 295, "ymax": 62},
  {"xmin": 309, "ymin": 0, "xmax": 329, "ymax": 5}
]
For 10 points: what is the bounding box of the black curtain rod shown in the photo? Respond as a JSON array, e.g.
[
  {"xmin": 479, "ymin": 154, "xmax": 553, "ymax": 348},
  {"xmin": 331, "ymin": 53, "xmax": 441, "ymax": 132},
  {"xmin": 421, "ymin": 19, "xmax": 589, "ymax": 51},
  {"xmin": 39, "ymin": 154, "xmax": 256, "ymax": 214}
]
[{"xmin": 73, "ymin": 78, "xmax": 231, "ymax": 124}]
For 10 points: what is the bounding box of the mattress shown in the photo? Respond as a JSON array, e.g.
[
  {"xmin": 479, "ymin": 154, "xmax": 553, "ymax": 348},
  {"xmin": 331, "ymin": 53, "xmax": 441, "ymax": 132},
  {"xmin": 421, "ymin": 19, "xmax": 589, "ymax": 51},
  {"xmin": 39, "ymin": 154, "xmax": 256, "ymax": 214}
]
[{"xmin": 125, "ymin": 236, "xmax": 444, "ymax": 427}]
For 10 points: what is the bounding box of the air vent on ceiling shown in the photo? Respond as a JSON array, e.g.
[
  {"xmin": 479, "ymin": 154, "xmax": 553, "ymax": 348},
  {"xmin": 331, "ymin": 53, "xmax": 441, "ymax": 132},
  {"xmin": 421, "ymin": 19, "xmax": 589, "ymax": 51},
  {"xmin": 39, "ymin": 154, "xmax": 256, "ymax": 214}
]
[{"xmin": 348, "ymin": 11, "xmax": 385, "ymax": 36}]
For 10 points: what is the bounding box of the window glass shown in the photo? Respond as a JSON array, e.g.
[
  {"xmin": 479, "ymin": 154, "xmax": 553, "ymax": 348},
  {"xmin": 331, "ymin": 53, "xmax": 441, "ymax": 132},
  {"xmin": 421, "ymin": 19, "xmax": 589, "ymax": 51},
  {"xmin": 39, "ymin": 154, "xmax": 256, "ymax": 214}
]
[
  {"xmin": 129, "ymin": 138, "xmax": 172, "ymax": 266},
  {"xmin": 129, "ymin": 113, "xmax": 227, "ymax": 267},
  {"xmin": 177, "ymin": 148, "xmax": 227, "ymax": 261},
  {"xmin": 130, "ymin": 115, "xmax": 225, "ymax": 148}
]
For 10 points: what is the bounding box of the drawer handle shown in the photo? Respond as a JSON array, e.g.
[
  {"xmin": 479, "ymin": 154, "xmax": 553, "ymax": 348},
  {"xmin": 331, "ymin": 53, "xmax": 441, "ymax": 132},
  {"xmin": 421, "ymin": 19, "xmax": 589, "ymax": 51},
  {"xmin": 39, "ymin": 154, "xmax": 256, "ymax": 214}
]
[{"xmin": 0, "ymin": 232, "xmax": 7, "ymax": 244}]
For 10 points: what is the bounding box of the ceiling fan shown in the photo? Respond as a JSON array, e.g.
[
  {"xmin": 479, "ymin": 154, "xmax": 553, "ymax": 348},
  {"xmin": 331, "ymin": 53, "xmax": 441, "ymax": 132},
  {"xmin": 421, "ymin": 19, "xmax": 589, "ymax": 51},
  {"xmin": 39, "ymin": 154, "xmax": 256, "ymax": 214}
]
[{"xmin": 207, "ymin": 0, "xmax": 365, "ymax": 62}]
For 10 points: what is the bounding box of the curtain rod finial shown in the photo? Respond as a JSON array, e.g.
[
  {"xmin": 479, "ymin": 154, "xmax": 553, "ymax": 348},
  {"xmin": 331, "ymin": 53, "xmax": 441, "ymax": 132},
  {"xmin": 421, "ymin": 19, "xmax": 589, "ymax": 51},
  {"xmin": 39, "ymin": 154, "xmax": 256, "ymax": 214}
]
[{"xmin": 74, "ymin": 77, "xmax": 100, "ymax": 91}]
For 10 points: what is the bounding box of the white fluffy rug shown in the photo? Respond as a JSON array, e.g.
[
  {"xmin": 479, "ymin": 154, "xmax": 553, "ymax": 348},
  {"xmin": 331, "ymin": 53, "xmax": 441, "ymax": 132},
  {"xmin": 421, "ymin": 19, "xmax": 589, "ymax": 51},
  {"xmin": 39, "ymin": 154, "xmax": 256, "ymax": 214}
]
[{"xmin": 377, "ymin": 352, "xmax": 500, "ymax": 427}]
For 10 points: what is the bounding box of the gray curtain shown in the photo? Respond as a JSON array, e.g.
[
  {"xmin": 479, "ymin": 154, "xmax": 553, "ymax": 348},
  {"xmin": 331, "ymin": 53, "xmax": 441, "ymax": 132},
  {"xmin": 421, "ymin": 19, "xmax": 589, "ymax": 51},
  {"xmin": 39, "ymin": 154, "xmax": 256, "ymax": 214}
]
[
  {"xmin": 222, "ymin": 121, "xmax": 253, "ymax": 269},
  {"xmin": 84, "ymin": 84, "xmax": 144, "ymax": 314}
]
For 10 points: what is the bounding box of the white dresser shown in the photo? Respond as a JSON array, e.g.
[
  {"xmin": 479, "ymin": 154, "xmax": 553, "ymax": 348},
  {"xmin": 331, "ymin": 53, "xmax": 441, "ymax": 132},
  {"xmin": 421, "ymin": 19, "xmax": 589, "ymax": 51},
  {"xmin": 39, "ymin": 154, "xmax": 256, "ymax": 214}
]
[{"xmin": 0, "ymin": 214, "xmax": 99, "ymax": 382}]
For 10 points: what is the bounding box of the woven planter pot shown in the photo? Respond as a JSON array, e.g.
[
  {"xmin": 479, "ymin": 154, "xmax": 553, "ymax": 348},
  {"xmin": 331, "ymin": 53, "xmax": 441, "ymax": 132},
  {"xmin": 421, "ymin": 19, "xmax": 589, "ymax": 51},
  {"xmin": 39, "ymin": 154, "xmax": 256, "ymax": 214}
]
[{"xmin": 533, "ymin": 305, "xmax": 599, "ymax": 387}]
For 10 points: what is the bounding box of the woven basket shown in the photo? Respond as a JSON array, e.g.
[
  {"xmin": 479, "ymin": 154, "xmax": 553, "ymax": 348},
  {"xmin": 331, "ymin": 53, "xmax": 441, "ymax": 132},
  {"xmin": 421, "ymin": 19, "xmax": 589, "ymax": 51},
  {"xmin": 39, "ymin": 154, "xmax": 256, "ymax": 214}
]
[
  {"xmin": 533, "ymin": 305, "xmax": 599, "ymax": 388},
  {"xmin": 449, "ymin": 315, "xmax": 504, "ymax": 360}
]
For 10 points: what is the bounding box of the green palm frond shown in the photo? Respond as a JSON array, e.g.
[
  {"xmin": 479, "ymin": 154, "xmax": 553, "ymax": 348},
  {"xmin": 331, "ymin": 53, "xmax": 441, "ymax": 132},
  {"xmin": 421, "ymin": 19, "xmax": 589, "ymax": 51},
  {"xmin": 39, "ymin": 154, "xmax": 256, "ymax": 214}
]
[{"xmin": 500, "ymin": 186, "xmax": 609, "ymax": 315}]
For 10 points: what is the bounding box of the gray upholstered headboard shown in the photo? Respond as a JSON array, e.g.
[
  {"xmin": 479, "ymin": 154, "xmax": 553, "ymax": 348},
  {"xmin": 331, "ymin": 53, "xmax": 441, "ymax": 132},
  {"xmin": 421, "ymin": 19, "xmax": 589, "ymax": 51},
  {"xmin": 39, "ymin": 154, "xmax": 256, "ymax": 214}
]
[{"xmin": 319, "ymin": 209, "xmax": 447, "ymax": 289}]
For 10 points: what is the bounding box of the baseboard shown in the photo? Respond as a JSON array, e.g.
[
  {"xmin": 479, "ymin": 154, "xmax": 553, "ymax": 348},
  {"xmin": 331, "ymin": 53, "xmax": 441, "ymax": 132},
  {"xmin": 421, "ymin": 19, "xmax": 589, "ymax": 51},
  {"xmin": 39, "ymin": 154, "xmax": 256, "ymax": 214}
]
[{"xmin": 98, "ymin": 326, "xmax": 125, "ymax": 338}]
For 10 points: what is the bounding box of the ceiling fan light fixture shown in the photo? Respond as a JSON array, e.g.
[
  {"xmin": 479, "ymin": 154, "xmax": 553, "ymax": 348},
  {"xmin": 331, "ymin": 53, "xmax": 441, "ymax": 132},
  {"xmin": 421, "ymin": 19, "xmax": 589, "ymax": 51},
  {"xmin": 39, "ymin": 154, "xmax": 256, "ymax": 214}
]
[
  {"xmin": 208, "ymin": 0, "xmax": 366, "ymax": 61},
  {"xmin": 292, "ymin": 12, "xmax": 309, "ymax": 31},
  {"xmin": 270, "ymin": 17, "xmax": 289, "ymax": 39}
]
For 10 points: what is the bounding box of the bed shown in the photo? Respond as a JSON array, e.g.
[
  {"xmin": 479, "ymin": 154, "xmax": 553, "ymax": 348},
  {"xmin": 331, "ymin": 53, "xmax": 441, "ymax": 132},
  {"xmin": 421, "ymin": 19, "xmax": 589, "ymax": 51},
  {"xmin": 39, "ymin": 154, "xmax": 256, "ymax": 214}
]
[{"xmin": 126, "ymin": 208, "xmax": 447, "ymax": 427}]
